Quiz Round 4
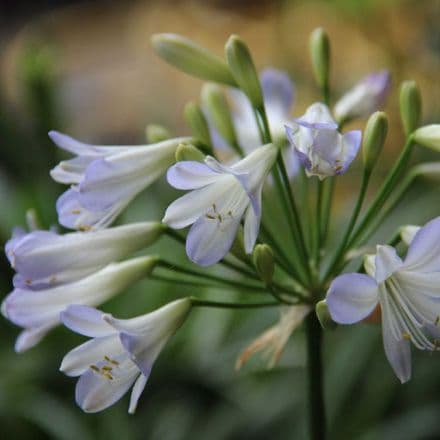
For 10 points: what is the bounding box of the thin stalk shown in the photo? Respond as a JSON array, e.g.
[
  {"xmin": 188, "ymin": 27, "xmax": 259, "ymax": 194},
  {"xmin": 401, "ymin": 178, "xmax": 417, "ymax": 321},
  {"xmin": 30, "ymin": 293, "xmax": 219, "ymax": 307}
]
[
  {"xmin": 305, "ymin": 313, "xmax": 326, "ymax": 440},
  {"xmin": 190, "ymin": 298, "xmax": 279, "ymax": 309},
  {"xmin": 313, "ymin": 178, "xmax": 324, "ymax": 266},
  {"xmin": 346, "ymin": 136, "xmax": 415, "ymax": 249},
  {"xmin": 320, "ymin": 177, "xmax": 334, "ymax": 248},
  {"xmin": 323, "ymin": 170, "xmax": 371, "ymax": 281}
]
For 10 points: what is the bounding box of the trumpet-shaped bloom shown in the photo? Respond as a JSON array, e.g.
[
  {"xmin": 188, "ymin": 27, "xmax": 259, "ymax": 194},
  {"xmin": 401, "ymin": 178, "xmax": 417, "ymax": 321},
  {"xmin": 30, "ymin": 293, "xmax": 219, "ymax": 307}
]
[
  {"xmin": 327, "ymin": 217, "xmax": 440, "ymax": 383},
  {"xmin": 163, "ymin": 144, "xmax": 278, "ymax": 265},
  {"xmin": 60, "ymin": 298, "xmax": 191, "ymax": 413},
  {"xmin": 285, "ymin": 103, "xmax": 361, "ymax": 179},
  {"xmin": 2, "ymin": 256, "xmax": 158, "ymax": 352},
  {"xmin": 49, "ymin": 131, "xmax": 189, "ymax": 231},
  {"xmin": 334, "ymin": 70, "xmax": 391, "ymax": 122},
  {"xmin": 5, "ymin": 222, "xmax": 164, "ymax": 291}
]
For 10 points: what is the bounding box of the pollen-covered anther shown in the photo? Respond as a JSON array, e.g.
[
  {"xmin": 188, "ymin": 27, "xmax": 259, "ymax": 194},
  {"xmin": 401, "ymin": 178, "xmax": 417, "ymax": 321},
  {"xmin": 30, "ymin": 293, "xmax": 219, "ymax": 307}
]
[{"xmin": 402, "ymin": 332, "xmax": 411, "ymax": 341}]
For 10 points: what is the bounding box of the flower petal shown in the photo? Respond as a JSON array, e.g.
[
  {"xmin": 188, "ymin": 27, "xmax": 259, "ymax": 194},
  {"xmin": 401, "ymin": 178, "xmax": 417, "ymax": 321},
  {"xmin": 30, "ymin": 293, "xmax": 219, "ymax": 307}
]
[
  {"xmin": 128, "ymin": 374, "xmax": 148, "ymax": 414},
  {"xmin": 167, "ymin": 161, "xmax": 220, "ymax": 189},
  {"xmin": 326, "ymin": 273, "xmax": 379, "ymax": 324},
  {"xmin": 14, "ymin": 325, "xmax": 53, "ymax": 353},
  {"xmin": 374, "ymin": 245, "xmax": 403, "ymax": 283},
  {"xmin": 243, "ymin": 190, "xmax": 262, "ymax": 254},
  {"xmin": 260, "ymin": 68, "xmax": 294, "ymax": 119}
]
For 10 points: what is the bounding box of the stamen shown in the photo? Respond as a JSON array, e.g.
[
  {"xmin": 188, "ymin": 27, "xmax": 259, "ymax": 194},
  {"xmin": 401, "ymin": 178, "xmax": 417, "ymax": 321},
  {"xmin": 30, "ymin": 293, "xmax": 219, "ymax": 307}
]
[
  {"xmin": 90, "ymin": 365, "xmax": 100, "ymax": 372},
  {"xmin": 402, "ymin": 332, "xmax": 411, "ymax": 341}
]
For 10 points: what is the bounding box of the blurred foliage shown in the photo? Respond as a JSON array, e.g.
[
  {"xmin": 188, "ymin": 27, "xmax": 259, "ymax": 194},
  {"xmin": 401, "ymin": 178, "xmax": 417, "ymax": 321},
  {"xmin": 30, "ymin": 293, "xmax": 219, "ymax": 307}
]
[{"xmin": 1, "ymin": 0, "xmax": 440, "ymax": 439}]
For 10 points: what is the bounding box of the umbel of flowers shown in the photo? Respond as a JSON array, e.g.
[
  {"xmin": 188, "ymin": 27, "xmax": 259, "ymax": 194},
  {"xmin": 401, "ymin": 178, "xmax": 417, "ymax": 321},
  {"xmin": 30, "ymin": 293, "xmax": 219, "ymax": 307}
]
[{"xmin": 2, "ymin": 27, "xmax": 440, "ymax": 440}]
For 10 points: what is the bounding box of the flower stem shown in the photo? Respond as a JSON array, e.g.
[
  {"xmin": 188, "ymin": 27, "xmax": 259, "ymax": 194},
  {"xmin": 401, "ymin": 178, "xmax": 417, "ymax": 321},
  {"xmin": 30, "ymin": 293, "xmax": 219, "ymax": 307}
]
[
  {"xmin": 190, "ymin": 298, "xmax": 279, "ymax": 309},
  {"xmin": 305, "ymin": 312, "xmax": 326, "ymax": 440}
]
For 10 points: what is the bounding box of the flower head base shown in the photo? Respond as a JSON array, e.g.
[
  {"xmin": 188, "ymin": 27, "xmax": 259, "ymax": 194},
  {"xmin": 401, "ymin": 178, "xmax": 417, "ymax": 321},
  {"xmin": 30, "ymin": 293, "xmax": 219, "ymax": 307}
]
[
  {"xmin": 2, "ymin": 256, "xmax": 158, "ymax": 352},
  {"xmin": 285, "ymin": 103, "xmax": 361, "ymax": 179},
  {"xmin": 50, "ymin": 131, "xmax": 189, "ymax": 231},
  {"xmin": 327, "ymin": 217, "xmax": 440, "ymax": 383},
  {"xmin": 334, "ymin": 70, "xmax": 391, "ymax": 122},
  {"xmin": 163, "ymin": 143, "xmax": 277, "ymax": 265},
  {"xmin": 5, "ymin": 222, "xmax": 164, "ymax": 291},
  {"xmin": 60, "ymin": 299, "xmax": 191, "ymax": 413}
]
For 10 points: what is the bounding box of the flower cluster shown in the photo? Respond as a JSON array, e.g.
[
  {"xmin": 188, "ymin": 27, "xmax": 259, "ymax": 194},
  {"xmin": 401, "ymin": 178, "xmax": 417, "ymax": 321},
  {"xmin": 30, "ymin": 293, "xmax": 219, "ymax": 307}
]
[{"xmin": 2, "ymin": 28, "xmax": 440, "ymax": 425}]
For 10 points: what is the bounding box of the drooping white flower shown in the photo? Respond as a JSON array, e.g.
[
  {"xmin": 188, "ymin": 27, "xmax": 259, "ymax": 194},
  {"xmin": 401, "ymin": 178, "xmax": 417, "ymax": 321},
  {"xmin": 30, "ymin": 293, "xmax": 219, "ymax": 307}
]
[
  {"xmin": 49, "ymin": 131, "xmax": 190, "ymax": 231},
  {"xmin": 2, "ymin": 256, "xmax": 158, "ymax": 352},
  {"xmin": 60, "ymin": 299, "xmax": 191, "ymax": 413},
  {"xmin": 327, "ymin": 217, "xmax": 440, "ymax": 383},
  {"xmin": 285, "ymin": 103, "xmax": 361, "ymax": 179},
  {"xmin": 334, "ymin": 70, "xmax": 391, "ymax": 122},
  {"xmin": 5, "ymin": 222, "xmax": 164, "ymax": 291},
  {"xmin": 162, "ymin": 143, "xmax": 278, "ymax": 265}
]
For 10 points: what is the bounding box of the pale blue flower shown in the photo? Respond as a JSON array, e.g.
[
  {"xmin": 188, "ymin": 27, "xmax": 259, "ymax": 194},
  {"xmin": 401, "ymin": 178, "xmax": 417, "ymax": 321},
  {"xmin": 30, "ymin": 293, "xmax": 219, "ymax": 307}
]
[
  {"xmin": 2, "ymin": 256, "xmax": 157, "ymax": 352},
  {"xmin": 327, "ymin": 217, "xmax": 440, "ymax": 383},
  {"xmin": 334, "ymin": 70, "xmax": 391, "ymax": 122},
  {"xmin": 285, "ymin": 103, "xmax": 361, "ymax": 179},
  {"xmin": 163, "ymin": 144, "xmax": 278, "ymax": 266},
  {"xmin": 49, "ymin": 131, "xmax": 189, "ymax": 231},
  {"xmin": 5, "ymin": 222, "xmax": 164, "ymax": 291},
  {"xmin": 60, "ymin": 299, "xmax": 191, "ymax": 413}
]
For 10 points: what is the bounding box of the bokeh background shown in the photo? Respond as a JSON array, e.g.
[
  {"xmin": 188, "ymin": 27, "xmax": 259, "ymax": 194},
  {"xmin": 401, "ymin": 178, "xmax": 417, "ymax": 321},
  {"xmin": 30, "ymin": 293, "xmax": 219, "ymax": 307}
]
[{"xmin": 1, "ymin": 0, "xmax": 440, "ymax": 438}]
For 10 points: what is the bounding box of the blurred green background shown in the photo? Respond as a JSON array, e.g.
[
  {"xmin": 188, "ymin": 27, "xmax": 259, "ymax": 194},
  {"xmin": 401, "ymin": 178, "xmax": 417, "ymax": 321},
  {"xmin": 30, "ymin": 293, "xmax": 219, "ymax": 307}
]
[{"xmin": 1, "ymin": 0, "xmax": 440, "ymax": 438}]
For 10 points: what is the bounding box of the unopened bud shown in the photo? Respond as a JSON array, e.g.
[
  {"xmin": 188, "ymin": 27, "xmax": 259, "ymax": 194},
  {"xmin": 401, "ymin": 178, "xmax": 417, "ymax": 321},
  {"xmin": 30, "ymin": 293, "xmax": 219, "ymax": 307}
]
[
  {"xmin": 201, "ymin": 83, "xmax": 238, "ymax": 150},
  {"xmin": 399, "ymin": 80, "xmax": 422, "ymax": 136},
  {"xmin": 413, "ymin": 125, "xmax": 440, "ymax": 151},
  {"xmin": 399, "ymin": 225, "xmax": 420, "ymax": 246},
  {"xmin": 145, "ymin": 124, "xmax": 172, "ymax": 143},
  {"xmin": 230, "ymin": 228, "xmax": 247, "ymax": 262},
  {"xmin": 175, "ymin": 143, "xmax": 205, "ymax": 162},
  {"xmin": 151, "ymin": 34, "xmax": 235, "ymax": 86},
  {"xmin": 315, "ymin": 300, "xmax": 337, "ymax": 330},
  {"xmin": 362, "ymin": 111, "xmax": 388, "ymax": 172},
  {"xmin": 184, "ymin": 102, "xmax": 212, "ymax": 149},
  {"xmin": 225, "ymin": 35, "xmax": 263, "ymax": 109},
  {"xmin": 252, "ymin": 244, "xmax": 274, "ymax": 286},
  {"xmin": 412, "ymin": 162, "xmax": 440, "ymax": 181},
  {"xmin": 309, "ymin": 28, "xmax": 330, "ymax": 93}
]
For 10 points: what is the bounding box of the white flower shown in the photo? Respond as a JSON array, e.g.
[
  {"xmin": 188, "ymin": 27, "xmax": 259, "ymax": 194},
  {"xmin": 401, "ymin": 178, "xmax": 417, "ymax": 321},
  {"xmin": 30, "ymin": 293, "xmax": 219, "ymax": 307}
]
[
  {"xmin": 162, "ymin": 144, "xmax": 278, "ymax": 265},
  {"xmin": 60, "ymin": 299, "xmax": 191, "ymax": 413},
  {"xmin": 327, "ymin": 217, "xmax": 440, "ymax": 383},
  {"xmin": 2, "ymin": 256, "xmax": 158, "ymax": 352},
  {"xmin": 49, "ymin": 131, "xmax": 190, "ymax": 230}
]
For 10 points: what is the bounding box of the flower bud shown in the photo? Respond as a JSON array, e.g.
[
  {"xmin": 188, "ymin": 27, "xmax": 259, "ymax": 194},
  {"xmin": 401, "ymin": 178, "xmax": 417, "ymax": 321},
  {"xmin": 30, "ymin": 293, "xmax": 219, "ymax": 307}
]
[
  {"xmin": 309, "ymin": 28, "xmax": 330, "ymax": 93},
  {"xmin": 225, "ymin": 35, "xmax": 263, "ymax": 109},
  {"xmin": 252, "ymin": 244, "xmax": 274, "ymax": 286},
  {"xmin": 362, "ymin": 111, "xmax": 388, "ymax": 172},
  {"xmin": 151, "ymin": 33, "xmax": 235, "ymax": 86},
  {"xmin": 175, "ymin": 143, "xmax": 205, "ymax": 162},
  {"xmin": 184, "ymin": 101, "xmax": 212, "ymax": 149},
  {"xmin": 413, "ymin": 125, "xmax": 440, "ymax": 151},
  {"xmin": 145, "ymin": 124, "xmax": 172, "ymax": 143},
  {"xmin": 399, "ymin": 225, "xmax": 420, "ymax": 246},
  {"xmin": 201, "ymin": 83, "xmax": 238, "ymax": 150},
  {"xmin": 412, "ymin": 162, "xmax": 440, "ymax": 181},
  {"xmin": 399, "ymin": 80, "xmax": 422, "ymax": 136},
  {"xmin": 315, "ymin": 300, "xmax": 337, "ymax": 330}
]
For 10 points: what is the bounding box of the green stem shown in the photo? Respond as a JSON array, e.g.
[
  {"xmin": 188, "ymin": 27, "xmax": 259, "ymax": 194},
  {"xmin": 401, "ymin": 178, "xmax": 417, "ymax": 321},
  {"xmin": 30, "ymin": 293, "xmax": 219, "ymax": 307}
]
[
  {"xmin": 320, "ymin": 177, "xmax": 334, "ymax": 248},
  {"xmin": 313, "ymin": 179, "xmax": 324, "ymax": 266},
  {"xmin": 190, "ymin": 298, "xmax": 279, "ymax": 309},
  {"xmin": 305, "ymin": 313, "xmax": 326, "ymax": 440},
  {"xmin": 346, "ymin": 136, "xmax": 415, "ymax": 249},
  {"xmin": 323, "ymin": 170, "xmax": 371, "ymax": 281}
]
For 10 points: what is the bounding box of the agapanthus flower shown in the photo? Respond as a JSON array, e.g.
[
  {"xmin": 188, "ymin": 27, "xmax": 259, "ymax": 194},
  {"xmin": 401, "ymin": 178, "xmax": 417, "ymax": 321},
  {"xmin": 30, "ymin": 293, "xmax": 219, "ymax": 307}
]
[
  {"xmin": 60, "ymin": 299, "xmax": 191, "ymax": 413},
  {"xmin": 2, "ymin": 256, "xmax": 158, "ymax": 352},
  {"xmin": 49, "ymin": 131, "xmax": 190, "ymax": 231},
  {"xmin": 162, "ymin": 143, "xmax": 278, "ymax": 265},
  {"xmin": 334, "ymin": 70, "xmax": 391, "ymax": 123},
  {"xmin": 5, "ymin": 222, "xmax": 164, "ymax": 291},
  {"xmin": 285, "ymin": 103, "xmax": 361, "ymax": 179},
  {"xmin": 236, "ymin": 305, "xmax": 311, "ymax": 370},
  {"xmin": 326, "ymin": 217, "xmax": 440, "ymax": 383}
]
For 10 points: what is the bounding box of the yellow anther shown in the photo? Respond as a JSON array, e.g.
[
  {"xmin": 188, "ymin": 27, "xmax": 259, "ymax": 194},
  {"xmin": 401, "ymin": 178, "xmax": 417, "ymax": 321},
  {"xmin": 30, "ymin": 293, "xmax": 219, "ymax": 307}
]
[
  {"xmin": 103, "ymin": 372, "xmax": 114, "ymax": 380},
  {"xmin": 104, "ymin": 356, "xmax": 119, "ymax": 365},
  {"xmin": 102, "ymin": 366, "xmax": 113, "ymax": 371},
  {"xmin": 71, "ymin": 209, "xmax": 81, "ymax": 215},
  {"xmin": 402, "ymin": 332, "xmax": 411, "ymax": 341},
  {"xmin": 90, "ymin": 365, "xmax": 100, "ymax": 373}
]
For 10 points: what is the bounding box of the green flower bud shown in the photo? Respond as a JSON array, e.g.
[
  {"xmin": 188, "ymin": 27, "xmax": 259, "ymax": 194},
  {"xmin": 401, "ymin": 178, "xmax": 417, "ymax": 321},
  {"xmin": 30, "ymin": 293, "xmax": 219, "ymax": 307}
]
[
  {"xmin": 145, "ymin": 124, "xmax": 172, "ymax": 143},
  {"xmin": 413, "ymin": 125, "xmax": 440, "ymax": 151},
  {"xmin": 201, "ymin": 83, "xmax": 238, "ymax": 151},
  {"xmin": 252, "ymin": 244, "xmax": 274, "ymax": 286},
  {"xmin": 184, "ymin": 101, "xmax": 212, "ymax": 149},
  {"xmin": 412, "ymin": 162, "xmax": 440, "ymax": 181},
  {"xmin": 362, "ymin": 111, "xmax": 388, "ymax": 172},
  {"xmin": 309, "ymin": 28, "xmax": 330, "ymax": 94},
  {"xmin": 399, "ymin": 80, "xmax": 422, "ymax": 136},
  {"xmin": 175, "ymin": 143, "xmax": 205, "ymax": 162},
  {"xmin": 151, "ymin": 33, "xmax": 235, "ymax": 86},
  {"xmin": 315, "ymin": 300, "xmax": 337, "ymax": 330},
  {"xmin": 225, "ymin": 35, "xmax": 263, "ymax": 109}
]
